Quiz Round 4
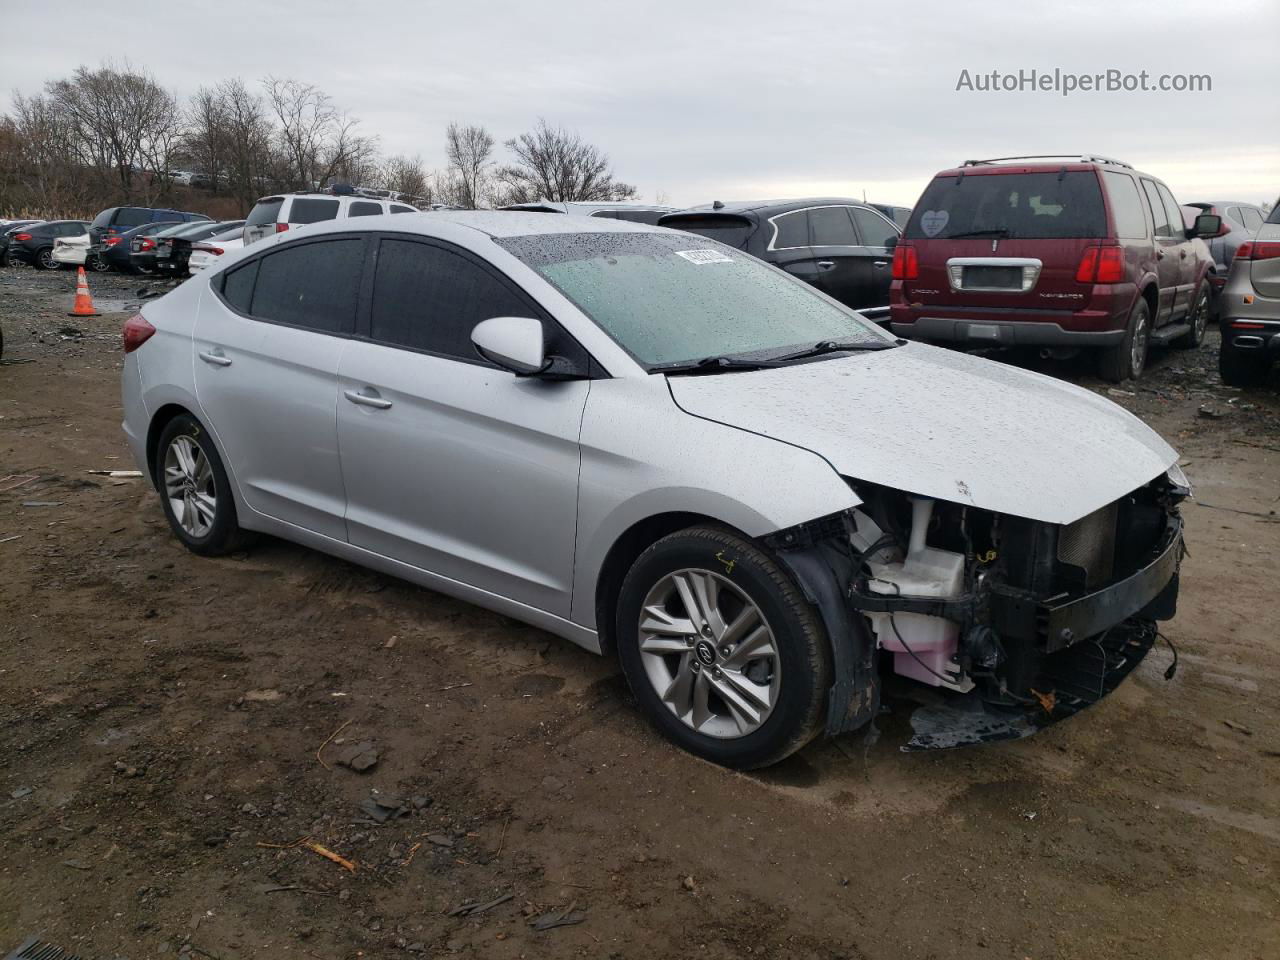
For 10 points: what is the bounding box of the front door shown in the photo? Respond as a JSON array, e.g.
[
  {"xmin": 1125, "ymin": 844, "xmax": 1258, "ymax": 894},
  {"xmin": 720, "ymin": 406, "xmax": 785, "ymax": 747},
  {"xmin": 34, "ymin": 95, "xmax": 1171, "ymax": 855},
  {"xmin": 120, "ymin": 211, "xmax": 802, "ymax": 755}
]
[
  {"xmin": 336, "ymin": 235, "xmax": 588, "ymax": 617},
  {"xmin": 193, "ymin": 236, "xmax": 366, "ymax": 540}
]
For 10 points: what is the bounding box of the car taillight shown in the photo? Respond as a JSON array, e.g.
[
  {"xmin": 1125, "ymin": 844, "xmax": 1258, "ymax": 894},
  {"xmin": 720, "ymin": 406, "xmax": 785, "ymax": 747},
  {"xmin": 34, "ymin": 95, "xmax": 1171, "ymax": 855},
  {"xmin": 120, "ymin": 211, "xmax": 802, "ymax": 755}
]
[
  {"xmin": 123, "ymin": 314, "xmax": 156, "ymax": 353},
  {"xmin": 1239, "ymin": 241, "xmax": 1280, "ymax": 261},
  {"xmin": 275, "ymin": 222, "xmax": 289, "ymax": 233},
  {"xmin": 13, "ymin": 233, "xmax": 31, "ymax": 242},
  {"xmin": 1076, "ymin": 245, "xmax": 1124, "ymax": 283},
  {"xmin": 138, "ymin": 238, "xmax": 155, "ymax": 252},
  {"xmin": 891, "ymin": 245, "xmax": 918, "ymax": 281},
  {"xmin": 105, "ymin": 236, "xmax": 121, "ymax": 246}
]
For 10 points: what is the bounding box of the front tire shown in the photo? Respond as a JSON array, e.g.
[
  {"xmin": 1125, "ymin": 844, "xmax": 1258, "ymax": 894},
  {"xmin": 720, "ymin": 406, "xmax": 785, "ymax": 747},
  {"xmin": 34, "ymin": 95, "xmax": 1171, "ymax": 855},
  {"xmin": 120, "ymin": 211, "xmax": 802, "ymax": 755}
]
[
  {"xmin": 155, "ymin": 414, "xmax": 245, "ymax": 556},
  {"xmin": 35, "ymin": 247, "xmax": 57, "ymax": 270},
  {"xmin": 1098, "ymin": 297, "xmax": 1151, "ymax": 382},
  {"xmin": 616, "ymin": 526, "xmax": 831, "ymax": 769}
]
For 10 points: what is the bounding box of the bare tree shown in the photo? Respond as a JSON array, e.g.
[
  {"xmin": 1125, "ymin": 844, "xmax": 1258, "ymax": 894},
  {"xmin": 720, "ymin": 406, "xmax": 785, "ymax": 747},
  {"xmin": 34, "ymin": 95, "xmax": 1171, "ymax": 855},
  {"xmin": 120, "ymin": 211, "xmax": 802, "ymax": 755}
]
[
  {"xmin": 443, "ymin": 122, "xmax": 494, "ymax": 208},
  {"xmin": 7, "ymin": 92, "xmax": 89, "ymax": 214},
  {"xmin": 380, "ymin": 153, "xmax": 431, "ymax": 203},
  {"xmin": 263, "ymin": 77, "xmax": 381, "ymax": 191},
  {"xmin": 493, "ymin": 120, "xmax": 636, "ymax": 205},
  {"xmin": 184, "ymin": 86, "xmax": 228, "ymax": 192},
  {"xmin": 218, "ymin": 79, "xmax": 275, "ymax": 210},
  {"xmin": 46, "ymin": 63, "xmax": 181, "ymax": 199}
]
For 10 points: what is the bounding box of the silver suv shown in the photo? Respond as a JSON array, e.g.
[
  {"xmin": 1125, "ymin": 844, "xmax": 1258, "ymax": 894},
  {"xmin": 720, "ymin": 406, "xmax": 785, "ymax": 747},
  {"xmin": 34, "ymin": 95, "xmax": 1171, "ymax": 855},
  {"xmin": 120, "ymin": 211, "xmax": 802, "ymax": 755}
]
[
  {"xmin": 243, "ymin": 192, "xmax": 418, "ymax": 245},
  {"xmin": 1219, "ymin": 200, "xmax": 1280, "ymax": 386}
]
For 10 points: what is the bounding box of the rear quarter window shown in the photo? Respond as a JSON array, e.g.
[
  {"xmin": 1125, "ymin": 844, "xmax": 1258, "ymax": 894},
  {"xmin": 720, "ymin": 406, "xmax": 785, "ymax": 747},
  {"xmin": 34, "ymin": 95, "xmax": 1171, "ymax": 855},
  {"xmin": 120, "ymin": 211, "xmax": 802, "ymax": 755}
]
[
  {"xmin": 1102, "ymin": 172, "xmax": 1148, "ymax": 239},
  {"xmin": 289, "ymin": 198, "xmax": 341, "ymax": 224},
  {"xmin": 348, "ymin": 201, "xmax": 383, "ymax": 217},
  {"xmin": 221, "ymin": 259, "xmax": 259, "ymax": 314}
]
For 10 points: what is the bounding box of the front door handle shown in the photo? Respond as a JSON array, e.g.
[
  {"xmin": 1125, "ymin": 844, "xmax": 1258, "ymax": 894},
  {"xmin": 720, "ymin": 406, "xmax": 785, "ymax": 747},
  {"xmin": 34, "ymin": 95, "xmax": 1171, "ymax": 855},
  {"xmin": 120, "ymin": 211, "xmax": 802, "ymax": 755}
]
[
  {"xmin": 198, "ymin": 349, "xmax": 232, "ymax": 367},
  {"xmin": 1180, "ymin": 250, "xmax": 1187, "ymax": 259},
  {"xmin": 344, "ymin": 389, "xmax": 392, "ymax": 410}
]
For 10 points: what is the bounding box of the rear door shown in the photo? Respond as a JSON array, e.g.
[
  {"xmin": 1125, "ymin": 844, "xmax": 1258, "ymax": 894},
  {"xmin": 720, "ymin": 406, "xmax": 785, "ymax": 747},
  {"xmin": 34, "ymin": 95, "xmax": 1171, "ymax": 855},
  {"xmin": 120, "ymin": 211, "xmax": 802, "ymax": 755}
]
[
  {"xmin": 1139, "ymin": 178, "xmax": 1182, "ymax": 322},
  {"xmin": 336, "ymin": 235, "xmax": 588, "ymax": 616},
  {"xmin": 1155, "ymin": 181, "xmax": 1196, "ymax": 318},
  {"xmin": 763, "ymin": 208, "xmax": 826, "ymax": 284},
  {"xmin": 194, "ymin": 236, "xmax": 367, "ymax": 539},
  {"xmin": 806, "ymin": 205, "xmax": 869, "ymax": 307}
]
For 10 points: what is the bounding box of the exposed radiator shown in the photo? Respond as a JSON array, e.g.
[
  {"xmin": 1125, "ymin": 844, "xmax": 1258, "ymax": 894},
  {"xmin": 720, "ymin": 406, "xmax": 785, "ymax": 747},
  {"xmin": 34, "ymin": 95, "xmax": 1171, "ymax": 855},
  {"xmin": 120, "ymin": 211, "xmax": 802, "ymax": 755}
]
[{"xmin": 1058, "ymin": 501, "xmax": 1118, "ymax": 588}]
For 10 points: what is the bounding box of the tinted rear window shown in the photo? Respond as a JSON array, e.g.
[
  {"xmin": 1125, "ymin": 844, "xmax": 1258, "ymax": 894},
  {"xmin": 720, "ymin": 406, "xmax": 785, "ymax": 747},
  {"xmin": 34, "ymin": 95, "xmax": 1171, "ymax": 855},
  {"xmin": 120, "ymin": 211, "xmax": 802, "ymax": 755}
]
[
  {"xmin": 390, "ymin": 205, "xmax": 415, "ymax": 214},
  {"xmin": 221, "ymin": 259, "xmax": 259, "ymax": 313},
  {"xmin": 348, "ymin": 201, "xmax": 383, "ymax": 217},
  {"xmin": 906, "ymin": 171, "xmax": 1105, "ymax": 240},
  {"xmin": 289, "ymin": 198, "xmax": 340, "ymax": 224},
  {"xmin": 1103, "ymin": 172, "xmax": 1148, "ymax": 239},
  {"xmin": 246, "ymin": 199, "xmax": 285, "ymax": 227},
  {"xmin": 660, "ymin": 215, "xmax": 754, "ymax": 249},
  {"xmin": 249, "ymin": 238, "xmax": 364, "ymax": 333},
  {"xmin": 612, "ymin": 210, "xmax": 666, "ymax": 224},
  {"xmin": 113, "ymin": 207, "xmax": 152, "ymax": 228}
]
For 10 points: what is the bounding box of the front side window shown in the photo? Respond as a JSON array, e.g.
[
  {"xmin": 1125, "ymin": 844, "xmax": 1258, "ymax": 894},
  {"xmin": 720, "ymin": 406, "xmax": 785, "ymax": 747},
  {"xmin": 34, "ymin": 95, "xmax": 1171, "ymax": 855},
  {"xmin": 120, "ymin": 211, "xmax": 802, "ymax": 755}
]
[
  {"xmin": 497, "ymin": 231, "xmax": 886, "ymax": 368},
  {"xmin": 1155, "ymin": 183, "xmax": 1185, "ymax": 238},
  {"xmin": 851, "ymin": 207, "xmax": 899, "ymax": 247},
  {"xmin": 288, "ymin": 198, "xmax": 340, "ymax": 225},
  {"xmin": 248, "ymin": 238, "xmax": 364, "ymax": 333},
  {"xmin": 905, "ymin": 172, "xmax": 1106, "ymax": 239},
  {"xmin": 770, "ymin": 210, "xmax": 810, "ymax": 249},
  {"xmin": 370, "ymin": 239, "xmax": 533, "ymax": 361},
  {"xmin": 1103, "ymin": 172, "xmax": 1148, "ymax": 239},
  {"xmin": 808, "ymin": 207, "xmax": 858, "ymax": 246}
]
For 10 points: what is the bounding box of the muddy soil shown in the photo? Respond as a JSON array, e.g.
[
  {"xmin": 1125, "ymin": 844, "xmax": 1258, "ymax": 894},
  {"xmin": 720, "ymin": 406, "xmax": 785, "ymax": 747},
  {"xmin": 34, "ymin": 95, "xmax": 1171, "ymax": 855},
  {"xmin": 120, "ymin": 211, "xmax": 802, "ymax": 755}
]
[{"xmin": 1, "ymin": 266, "xmax": 1278, "ymax": 959}]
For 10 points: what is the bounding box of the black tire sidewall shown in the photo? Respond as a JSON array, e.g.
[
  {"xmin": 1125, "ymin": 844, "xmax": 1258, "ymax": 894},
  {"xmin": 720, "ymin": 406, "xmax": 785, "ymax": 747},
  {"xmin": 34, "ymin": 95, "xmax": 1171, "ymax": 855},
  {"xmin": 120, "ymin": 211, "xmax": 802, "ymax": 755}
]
[
  {"xmin": 155, "ymin": 414, "xmax": 240, "ymax": 556},
  {"xmin": 616, "ymin": 529, "xmax": 828, "ymax": 769}
]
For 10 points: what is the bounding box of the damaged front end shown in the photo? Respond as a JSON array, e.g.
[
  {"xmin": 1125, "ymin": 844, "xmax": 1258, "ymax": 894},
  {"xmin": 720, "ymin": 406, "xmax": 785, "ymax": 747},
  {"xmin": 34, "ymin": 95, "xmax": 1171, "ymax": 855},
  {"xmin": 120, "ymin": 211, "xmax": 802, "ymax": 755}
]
[{"xmin": 767, "ymin": 470, "xmax": 1187, "ymax": 750}]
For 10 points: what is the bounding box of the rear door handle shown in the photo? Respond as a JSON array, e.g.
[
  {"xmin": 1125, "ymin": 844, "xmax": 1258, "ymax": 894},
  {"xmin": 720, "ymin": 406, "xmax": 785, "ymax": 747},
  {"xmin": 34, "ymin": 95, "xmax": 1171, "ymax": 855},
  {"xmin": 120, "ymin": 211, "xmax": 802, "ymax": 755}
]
[
  {"xmin": 1157, "ymin": 250, "xmax": 1166, "ymax": 260},
  {"xmin": 817, "ymin": 260, "xmax": 835, "ymax": 270},
  {"xmin": 344, "ymin": 389, "xmax": 392, "ymax": 410},
  {"xmin": 198, "ymin": 349, "xmax": 232, "ymax": 367},
  {"xmin": 873, "ymin": 260, "xmax": 890, "ymax": 267}
]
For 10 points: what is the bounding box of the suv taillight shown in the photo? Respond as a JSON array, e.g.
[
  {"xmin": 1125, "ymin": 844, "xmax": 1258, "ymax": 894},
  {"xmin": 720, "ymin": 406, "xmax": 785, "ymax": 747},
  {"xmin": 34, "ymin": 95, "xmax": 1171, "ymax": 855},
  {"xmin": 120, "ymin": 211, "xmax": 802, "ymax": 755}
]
[
  {"xmin": 891, "ymin": 245, "xmax": 918, "ymax": 280},
  {"xmin": 1236, "ymin": 241, "xmax": 1280, "ymax": 261},
  {"xmin": 1076, "ymin": 246, "xmax": 1124, "ymax": 284},
  {"xmin": 275, "ymin": 222, "xmax": 289, "ymax": 233},
  {"xmin": 122, "ymin": 314, "xmax": 156, "ymax": 353}
]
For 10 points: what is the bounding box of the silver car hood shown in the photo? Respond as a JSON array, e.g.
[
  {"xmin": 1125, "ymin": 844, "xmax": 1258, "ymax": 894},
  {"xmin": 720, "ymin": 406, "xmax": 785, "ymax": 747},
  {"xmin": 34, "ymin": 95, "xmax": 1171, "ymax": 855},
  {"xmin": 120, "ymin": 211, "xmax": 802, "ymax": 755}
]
[{"xmin": 667, "ymin": 343, "xmax": 1177, "ymax": 525}]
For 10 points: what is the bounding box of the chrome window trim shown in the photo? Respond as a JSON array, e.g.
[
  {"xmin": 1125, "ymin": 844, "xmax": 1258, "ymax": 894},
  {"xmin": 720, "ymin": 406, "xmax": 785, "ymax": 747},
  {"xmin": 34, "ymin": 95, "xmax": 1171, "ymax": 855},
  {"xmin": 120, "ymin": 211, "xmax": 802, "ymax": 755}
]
[{"xmin": 768, "ymin": 204, "xmax": 901, "ymax": 251}]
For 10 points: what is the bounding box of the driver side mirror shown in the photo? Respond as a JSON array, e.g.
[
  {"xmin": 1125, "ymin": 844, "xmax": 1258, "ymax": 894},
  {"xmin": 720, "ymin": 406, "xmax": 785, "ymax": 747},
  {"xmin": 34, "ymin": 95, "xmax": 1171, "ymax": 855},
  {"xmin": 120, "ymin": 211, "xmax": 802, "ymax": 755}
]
[
  {"xmin": 471, "ymin": 316, "xmax": 547, "ymax": 375},
  {"xmin": 1192, "ymin": 213, "xmax": 1222, "ymax": 239}
]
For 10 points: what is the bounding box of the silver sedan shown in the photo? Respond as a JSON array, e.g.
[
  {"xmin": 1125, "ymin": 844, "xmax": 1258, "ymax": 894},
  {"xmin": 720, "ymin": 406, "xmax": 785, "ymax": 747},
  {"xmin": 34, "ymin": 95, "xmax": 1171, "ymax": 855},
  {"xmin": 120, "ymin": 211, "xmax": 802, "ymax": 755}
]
[{"xmin": 121, "ymin": 212, "xmax": 1188, "ymax": 767}]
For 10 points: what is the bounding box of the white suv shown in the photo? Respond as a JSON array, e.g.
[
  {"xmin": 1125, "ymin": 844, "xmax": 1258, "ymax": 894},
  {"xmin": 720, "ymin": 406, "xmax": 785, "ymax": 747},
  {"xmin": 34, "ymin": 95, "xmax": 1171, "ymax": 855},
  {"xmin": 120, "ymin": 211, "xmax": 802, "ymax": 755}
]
[{"xmin": 242, "ymin": 192, "xmax": 418, "ymax": 245}]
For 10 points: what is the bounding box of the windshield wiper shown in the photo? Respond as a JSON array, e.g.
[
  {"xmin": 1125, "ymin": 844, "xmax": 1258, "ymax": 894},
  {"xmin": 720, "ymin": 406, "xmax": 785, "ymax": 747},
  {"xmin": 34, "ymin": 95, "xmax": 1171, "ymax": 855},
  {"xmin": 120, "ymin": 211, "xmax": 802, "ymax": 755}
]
[
  {"xmin": 655, "ymin": 355, "xmax": 783, "ymax": 376},
  {"xmin": 770, "ymin": 338, "xmax": 904, "ymax": 363},
  {"xmin": 946, "ymin": 228, "xmax": 1011, "ymax": 239}
]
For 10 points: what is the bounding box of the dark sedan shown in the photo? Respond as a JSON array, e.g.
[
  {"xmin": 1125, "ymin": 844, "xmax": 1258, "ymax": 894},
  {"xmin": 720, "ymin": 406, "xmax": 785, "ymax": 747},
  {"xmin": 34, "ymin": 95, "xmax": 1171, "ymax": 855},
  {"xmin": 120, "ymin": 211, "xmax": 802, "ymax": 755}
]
[
  {"xmin": 94, "ymin": 221, "xmax": 182, "ymax": 273},
  {"xmin": 148, "ymin": 220, "xmax": 244, "ymax": 277},
  {"xmin": 0, "ymin": 220, "xmax": 45, "ymax": 266},
  {"xmin": 5, "ymin": 220, "xmax": 89, "ymax": 269},
  {"xmin": 659, "ymin": 199, "xmax": 902, "ymax": 312}
]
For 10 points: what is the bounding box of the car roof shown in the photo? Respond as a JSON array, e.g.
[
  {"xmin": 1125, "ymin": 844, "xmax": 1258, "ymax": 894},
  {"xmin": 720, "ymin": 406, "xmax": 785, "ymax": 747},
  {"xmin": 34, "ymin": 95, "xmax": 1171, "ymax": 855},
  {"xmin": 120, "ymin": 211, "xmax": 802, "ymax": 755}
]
[
  {"xmin": 281, "ymin": 210, "xmax": 669, "ymax": 240},
  {"xmin": 503, "ymin": 201, "xmax": 678, "ymax": 215},
  {"xmin": 667, "ymin": 198, "xmax": 873, "ymax": 216}
]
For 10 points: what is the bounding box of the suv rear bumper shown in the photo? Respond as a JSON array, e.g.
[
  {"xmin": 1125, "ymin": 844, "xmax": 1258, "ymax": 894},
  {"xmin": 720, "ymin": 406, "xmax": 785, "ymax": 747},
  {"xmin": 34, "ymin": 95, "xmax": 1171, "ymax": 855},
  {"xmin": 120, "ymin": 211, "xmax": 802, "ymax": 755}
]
[
  {"xmin": 891, "ymin": 315, "xmax": 1125, "ymax": 346},
  {"xmin": 1222, "ymin": 318, "xmax": 1280, "ymax": 353}
]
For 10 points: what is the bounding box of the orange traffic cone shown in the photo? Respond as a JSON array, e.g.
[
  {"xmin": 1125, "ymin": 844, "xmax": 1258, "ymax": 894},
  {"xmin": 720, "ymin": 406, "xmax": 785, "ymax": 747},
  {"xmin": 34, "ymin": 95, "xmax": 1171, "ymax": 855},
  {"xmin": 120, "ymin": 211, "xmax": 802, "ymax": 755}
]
[{"xmin": 69, "ymin": 266, "xmax": 100, "ymax": 317}]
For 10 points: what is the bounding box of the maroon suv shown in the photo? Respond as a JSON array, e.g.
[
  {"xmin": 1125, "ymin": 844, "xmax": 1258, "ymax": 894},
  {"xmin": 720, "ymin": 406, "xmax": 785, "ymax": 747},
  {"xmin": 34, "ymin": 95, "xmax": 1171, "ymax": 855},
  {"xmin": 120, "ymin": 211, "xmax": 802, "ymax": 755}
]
[{"xmin": 889, "ymin": 156, "xmax": 1221, "ymax": 381}]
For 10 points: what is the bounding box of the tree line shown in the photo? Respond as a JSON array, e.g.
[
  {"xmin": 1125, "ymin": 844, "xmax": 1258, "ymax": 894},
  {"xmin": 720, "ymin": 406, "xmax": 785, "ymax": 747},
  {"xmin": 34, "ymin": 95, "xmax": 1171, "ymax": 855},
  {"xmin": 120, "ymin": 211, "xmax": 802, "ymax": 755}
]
[{"xmin": 0, "ymin": 63, "xmax": 640, "ymax": 218}]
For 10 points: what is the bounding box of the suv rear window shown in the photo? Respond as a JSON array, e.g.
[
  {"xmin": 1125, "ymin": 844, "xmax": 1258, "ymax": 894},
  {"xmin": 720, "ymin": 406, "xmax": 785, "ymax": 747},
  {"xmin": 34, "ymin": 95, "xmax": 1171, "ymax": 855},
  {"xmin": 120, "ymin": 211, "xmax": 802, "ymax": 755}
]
[
  {"xmin": 660, "ymin": 215, "xmax": 754, "ymax": 250},
  {"xmin": 112, "ymin": 207, "xmax": 153, "ymax": 228},
  {"xmin": 290, "ymin": 198, "xmax": 340, "ymax": 224},
  {"xmin": 246, "ymin": 199, "xmax": 285, "ymax": 227},
  {"xmin": 906, "ymin": 171, "xmax": 1106, "ymax": 240}
]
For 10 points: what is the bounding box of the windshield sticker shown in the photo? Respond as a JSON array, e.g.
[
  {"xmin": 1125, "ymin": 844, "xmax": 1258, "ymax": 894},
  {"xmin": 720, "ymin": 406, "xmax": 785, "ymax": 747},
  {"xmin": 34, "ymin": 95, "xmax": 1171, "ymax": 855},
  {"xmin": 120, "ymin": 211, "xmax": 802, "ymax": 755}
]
[
  {"xmin": 919, "ymin": 210, "xmax": 949, "ymax": 237},
  {"xmin": 675, "ymin": 248, "xmax": 734, "ymax": 265}
]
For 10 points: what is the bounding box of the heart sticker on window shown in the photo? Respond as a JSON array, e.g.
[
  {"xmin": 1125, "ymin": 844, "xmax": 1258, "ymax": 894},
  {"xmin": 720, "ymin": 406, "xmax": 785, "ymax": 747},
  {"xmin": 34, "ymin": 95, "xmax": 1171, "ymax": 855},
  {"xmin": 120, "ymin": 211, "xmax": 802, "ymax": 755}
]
[{"xmin": 919, "ymin": 210, "xmax": 949, "ymax": 237}]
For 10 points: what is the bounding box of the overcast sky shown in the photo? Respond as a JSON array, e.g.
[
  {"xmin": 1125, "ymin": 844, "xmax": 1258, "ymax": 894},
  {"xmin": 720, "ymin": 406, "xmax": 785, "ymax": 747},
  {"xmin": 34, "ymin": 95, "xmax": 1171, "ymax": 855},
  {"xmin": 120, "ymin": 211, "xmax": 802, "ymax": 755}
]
[{"xmin": 3, "ymin": 0, "xmax": 1277, "ymax": 207}]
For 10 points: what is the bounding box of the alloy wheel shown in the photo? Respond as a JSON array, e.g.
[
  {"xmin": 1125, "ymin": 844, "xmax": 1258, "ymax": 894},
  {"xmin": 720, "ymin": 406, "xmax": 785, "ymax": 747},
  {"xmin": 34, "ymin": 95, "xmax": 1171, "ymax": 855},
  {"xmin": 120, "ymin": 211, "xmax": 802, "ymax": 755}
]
[
  {"xmin": 1130, "ymin": 309, "xmax": 1148, "ymax": 377},
  {"xmin": 37, "ymin": 248, "xmax": 56, "ymax": 270},
  {"xmin": 636, "ymin": 568, "xmax": 780, "ymax": 739},
  {"xmin": 163, "ymin": 435, "xmax": 217, "ymax": 538}
]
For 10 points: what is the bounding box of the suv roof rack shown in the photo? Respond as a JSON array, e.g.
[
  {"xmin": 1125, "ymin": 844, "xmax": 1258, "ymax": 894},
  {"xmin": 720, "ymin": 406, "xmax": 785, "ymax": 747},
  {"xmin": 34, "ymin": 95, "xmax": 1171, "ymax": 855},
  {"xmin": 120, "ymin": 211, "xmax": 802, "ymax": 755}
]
[{"xmin": 961, "ymin": 154, "xmax": 1133, "ymax": 169}]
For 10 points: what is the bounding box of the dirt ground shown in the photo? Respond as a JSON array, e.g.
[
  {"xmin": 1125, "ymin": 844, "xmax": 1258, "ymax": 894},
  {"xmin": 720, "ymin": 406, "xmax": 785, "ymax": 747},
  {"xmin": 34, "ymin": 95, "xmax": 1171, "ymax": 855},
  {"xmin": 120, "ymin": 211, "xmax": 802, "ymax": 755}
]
[{"xmin": 1, "ymin": 265, "xmax": 1278, "ymax": 960}]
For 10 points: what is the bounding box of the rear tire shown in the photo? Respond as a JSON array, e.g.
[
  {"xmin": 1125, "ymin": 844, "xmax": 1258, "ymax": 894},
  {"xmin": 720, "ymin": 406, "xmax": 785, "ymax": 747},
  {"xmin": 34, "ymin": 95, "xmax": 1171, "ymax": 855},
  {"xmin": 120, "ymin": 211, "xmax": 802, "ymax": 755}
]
[
  {"xmin": 1098, "ymin": 298, "xmax": 1150, "ymax": 382},
  {"xmin": 155, "ymin": 414, "xmax": 246, "ymax": 557},
  {"xmin": 1173, "ymin": 280, "xmax": 1211, "ymax": 349},
  {"xmin": 88, "ymin": 254, "xmax": 110, "ymax": 273},
  {"xmin": 616, "ymin": 526, "xmax": 831, "ymax": 769},
  {"xmin": 1219, "ymin": 343, "xmax": 1270, "ymax": 388}
]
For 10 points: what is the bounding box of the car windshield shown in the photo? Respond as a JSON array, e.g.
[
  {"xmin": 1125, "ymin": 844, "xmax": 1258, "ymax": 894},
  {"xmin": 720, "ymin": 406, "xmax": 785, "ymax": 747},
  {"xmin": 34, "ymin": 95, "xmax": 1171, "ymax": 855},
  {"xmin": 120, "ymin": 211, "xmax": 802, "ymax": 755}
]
[
  {"xmin": 497, "ymin": 231, "xmax": 888, "ymax": 368},
  {"xmin": 905, "ymin": 171, "xmax": 1106, "ymax": 240}
]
